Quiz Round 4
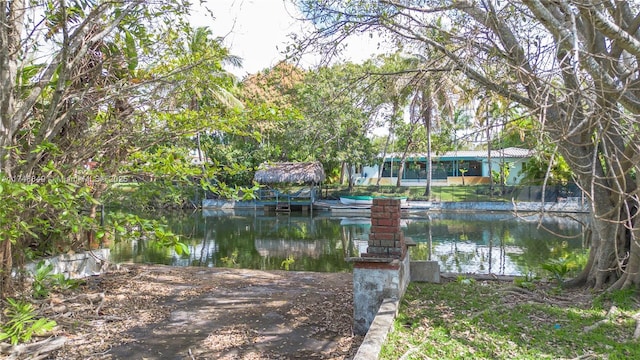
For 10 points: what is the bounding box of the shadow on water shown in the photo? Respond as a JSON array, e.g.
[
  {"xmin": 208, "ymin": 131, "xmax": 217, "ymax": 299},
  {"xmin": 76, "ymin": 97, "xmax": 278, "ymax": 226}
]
[{"xmin": 109, "ymin": 209, "xmax": 589, "ymax": 276}]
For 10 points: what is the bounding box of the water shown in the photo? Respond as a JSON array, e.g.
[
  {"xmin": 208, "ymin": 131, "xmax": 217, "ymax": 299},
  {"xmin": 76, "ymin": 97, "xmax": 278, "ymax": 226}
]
[{"xmin": 109, "ymin": 210, "xmax": 588, "ymax": 276}]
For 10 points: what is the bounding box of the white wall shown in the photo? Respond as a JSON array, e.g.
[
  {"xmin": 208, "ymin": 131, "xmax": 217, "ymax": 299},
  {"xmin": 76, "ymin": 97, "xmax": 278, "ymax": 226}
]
[{"xmin": 485, "ymin": 158, "xmax": 528, "ymax": 185}]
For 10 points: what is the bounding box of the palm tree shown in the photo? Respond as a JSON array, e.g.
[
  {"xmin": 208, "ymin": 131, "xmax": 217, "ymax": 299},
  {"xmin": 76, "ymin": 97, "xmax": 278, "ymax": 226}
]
[
  {"xmin": 179, "ymin": 27, "xmax": 243, "ymax": 173},
  {"xmin": 474, "ymin": 92, "xmax": 513, "ymax": 194},
  {"xmin": 372, "ymin": 53, "xmax": 415, "ymax": 189},
  {"xmin": 408, "ymin": 53, "xmax": 459, "ymax": 197}
]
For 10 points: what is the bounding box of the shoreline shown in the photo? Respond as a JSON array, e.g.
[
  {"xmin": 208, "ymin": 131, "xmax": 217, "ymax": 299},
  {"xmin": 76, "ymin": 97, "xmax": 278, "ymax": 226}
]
[{"xmin": 202, "ymin": 199, "xmax": 590, "ymax": 214}]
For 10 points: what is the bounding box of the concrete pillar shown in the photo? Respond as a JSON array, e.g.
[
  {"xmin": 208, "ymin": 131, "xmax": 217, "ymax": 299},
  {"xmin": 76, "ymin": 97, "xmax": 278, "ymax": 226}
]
[{"xmin": 348, "ymin": 198, "xmax": 410, "ymax": 335}]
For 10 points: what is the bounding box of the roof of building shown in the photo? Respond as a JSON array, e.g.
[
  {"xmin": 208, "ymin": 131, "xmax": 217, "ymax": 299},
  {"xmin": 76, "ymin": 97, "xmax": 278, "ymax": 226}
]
[
  {"xmin": 383, "ymin": 147, "xmax": 534, "ymax": 160},
  {"xmin": 253, "ymin": 161, "xmax": 326, "ymax": 184}
]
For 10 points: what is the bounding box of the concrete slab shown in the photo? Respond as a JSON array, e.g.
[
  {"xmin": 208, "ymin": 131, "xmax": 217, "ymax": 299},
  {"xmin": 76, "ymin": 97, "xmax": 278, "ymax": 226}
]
[{"xmin": 410, "ymin": 260, "xmax": 441, "ymax": 283}]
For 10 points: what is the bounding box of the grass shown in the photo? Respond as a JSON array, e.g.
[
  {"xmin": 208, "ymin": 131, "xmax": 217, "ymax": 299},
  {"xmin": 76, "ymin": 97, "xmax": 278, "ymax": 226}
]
[
  {"xmin": 323, "ymin": 184, "xmax": 513, "ymax": 202},
  {"xmin": 381, "ymin": 279, "xmax": 640, "ymax": 360}
]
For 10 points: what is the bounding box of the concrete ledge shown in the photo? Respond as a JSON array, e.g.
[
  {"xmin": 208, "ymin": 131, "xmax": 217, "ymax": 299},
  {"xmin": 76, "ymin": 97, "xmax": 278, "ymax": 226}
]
[
  {"xmin": 353, "ymin": 298, "xmax": 399, "ymax": 360},
  {"xmin": 346, "ymin": 257, "xmax": 395, "ymax": 263},
  {"xmin": 202, "ymin": 199, "xmax": 589, "ymax": 213},
  {"xmin": 437, "ymin": 201, "xmax": 589, "ymax": 213},
  {"xmin": 410, "ymin": 260, "xmax": 441, "ymax": 283},
  {"xmin": 18, "ymin": 249, "xmax": 111, "ymax": 279}
]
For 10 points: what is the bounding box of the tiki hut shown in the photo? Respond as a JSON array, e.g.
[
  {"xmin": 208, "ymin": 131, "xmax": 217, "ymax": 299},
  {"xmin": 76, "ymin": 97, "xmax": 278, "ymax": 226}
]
[{"xmin": 253, "ymin": 161, "xmax": 326, "ymax": 185}]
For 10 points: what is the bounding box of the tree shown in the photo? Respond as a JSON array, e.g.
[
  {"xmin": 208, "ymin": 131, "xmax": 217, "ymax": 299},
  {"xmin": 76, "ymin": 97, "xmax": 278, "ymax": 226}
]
[
  {"xmin": 237, "ymin": 61, "xmax": 384, "ymax": 188},
  {"xmin": 393, "ymin": 113, "xmax": 424, "ymax": 187},
  {"xmin": 239, "ymin": 62, "xmax": 309, "ymax": 168},
  {"xmin": 0, "ymin": 0, "xmax": 242, "ymax": 295},
  {"xmin": 408, "ymin": 52, "xmax": 459, "ymax": 197},
  {"xmin": 123, "ymin": 25, "xmax": 251, "ymax": 202},
  {"xmin": 294, "ymin": 1, "xmax": 640, "ymax": 290},
  {"xmin": 368, "ymin": 53, "xmax": 414, "ymax": 189},
  {"xmin": 293, "ymin": 62, "xmax": 382, "ymax": 190}
]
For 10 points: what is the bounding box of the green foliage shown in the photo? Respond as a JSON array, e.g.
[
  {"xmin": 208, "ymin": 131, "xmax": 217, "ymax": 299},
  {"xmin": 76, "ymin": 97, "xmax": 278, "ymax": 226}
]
[
  {"xmin": 32, "ymin": 261, "xmax": 80, "ymax": 299},
  {"xmin": 541, "ymin": 258, "xmax": 574, "ymax": 286},
  {"xmin": 493, "ymin": 116, "xmax": 539, "ymax": 149},
  {"xmin": 0, "ymin": 0, "xmax": 251, "ymax": 295},
  {"xmin": 242, "ymin": 61, "xmax": 384, "ymax": 180},
  {"xmin": 0, "ymin": 174, "xmax": 98, "ymax": 259},
  {"xmin": 455, "ymin": 275, "xmax": 476, "ymax": 285},
  {"xmin": 0, "ymin": 298, "xmax": 57, "ymax": 345},
  {"xmin": 99, "ymin": 211, "xmax": 190, "ymax": 257},
  {"xmin": 491, "ymin": 162, "xmax": 513, "ymax": 186},
  {"xmin": 592, "ymin": 288, "xmax": 639, "ymax": 312},
  {"xmin": 104, "ymin": 181, "xmax": 198, "ymax": 211},
  {"xmin": 521, "ymin": 152, "xmax": 573, "ymax": 185},
  {"xmin": 280, "ymin": 255, "xmax": 295, "ymax": 271},
  {"xmin": 220, "ymin": 250, "xmax": 239, "ymax": 268},
  {"xmin": 514, "ymin": 273, "xmax": 537, "ymax": 291},
  {"xmin": 383, "ymin": 281, "xmax": 639, "ymax": 359}
]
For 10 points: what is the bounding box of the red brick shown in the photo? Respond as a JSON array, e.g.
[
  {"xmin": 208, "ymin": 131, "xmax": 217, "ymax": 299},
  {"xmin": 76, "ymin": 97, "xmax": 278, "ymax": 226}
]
[
  {"xmin": 373, "ymin": 198, "xmax": 392, "ymax": 206},
  {"xmin": 371, "ymin": 205, "xmax": 385, "ymax": 213},
  {"xmin": 385, "ymin": 205, "xmax": 400, "ymax": 213},
  {"xmin": 366, "ymin": 196, "xmax": 404, "ymax": 258},
  {"xmin": 354, "ymin": 261, "xmax": 400, "ymax": 270},
  {"xmin": 377, "ymin": 218, "xmax": 398, "ymax": 225},
  {"xmin": 376, "ymin": 218, "xmax": 394, "ymax": 226},
  {"xmin": 371, "ymin": 231, "xmax": 396, "ymax": 240},
  {"xmin": 380, "ymin": 240, "xmax": 395, "ymax": 248}
]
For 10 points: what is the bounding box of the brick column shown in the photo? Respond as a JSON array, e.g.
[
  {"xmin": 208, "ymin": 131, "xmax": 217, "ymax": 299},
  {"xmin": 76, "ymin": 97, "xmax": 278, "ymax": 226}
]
[
  {"xmin": 365, "ymin": 198, "xmax": 405, "ymax": 259},
  {"xmin": 349, "ymin": 197, "xmax": 410, "ymax": 335}
]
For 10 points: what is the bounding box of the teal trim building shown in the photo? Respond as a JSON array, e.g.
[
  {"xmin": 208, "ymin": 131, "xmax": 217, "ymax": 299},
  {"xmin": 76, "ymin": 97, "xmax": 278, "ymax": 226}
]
[{"xmin": 359, "ymin": 147, "xmax": 534, "ymax": 186}]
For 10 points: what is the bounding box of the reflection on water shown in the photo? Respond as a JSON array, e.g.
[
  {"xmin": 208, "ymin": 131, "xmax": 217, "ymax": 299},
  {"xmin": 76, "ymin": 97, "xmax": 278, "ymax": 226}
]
[
  {"xmin": 109, "ymin": 210, "xmax": 588, "ymax": 276},
  {"xmin": 403, "ymin": 212, "xmax": 587, "ymax": 275}
]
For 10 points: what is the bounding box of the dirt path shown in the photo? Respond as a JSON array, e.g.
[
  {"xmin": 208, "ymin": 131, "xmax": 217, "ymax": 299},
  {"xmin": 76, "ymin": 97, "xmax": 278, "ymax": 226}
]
[{"xmin": 47, "ymin": 265, "xmax": 362, "ymax": 359}]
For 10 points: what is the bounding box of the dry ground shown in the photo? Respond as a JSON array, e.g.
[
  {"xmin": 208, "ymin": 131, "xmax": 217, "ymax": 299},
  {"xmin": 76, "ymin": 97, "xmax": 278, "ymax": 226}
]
[{"xmin": 6, "ymin": 264, "xmax": 362, "ymax": 360}]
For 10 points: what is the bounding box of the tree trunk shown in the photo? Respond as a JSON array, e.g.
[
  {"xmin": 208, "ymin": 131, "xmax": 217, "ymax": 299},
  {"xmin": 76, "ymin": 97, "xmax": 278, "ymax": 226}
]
[
  {"xmin": 376, "ymin": 101, "xmax": 399, "ymax": 189},
  {"xmin": 425, "ymin": 128, "xmax": 432, "ymax": 197},
  {"xmin": 0, "ymin": 237, "xmax": 13, "ymax": 296},
  {"xmin": 0, "ymin": 0, "xmax": 26, "ymax": 296},
  {"xmin": 421, "ymin": 87, "xmax": 433, "ymax": 197},
  {"xmin": 561, "ymin": 139, "xmax": 638, "ymax": 290},
  {"xmin": 395, "ymin": 158, "xmax": 405, "ymax": 188},
  {"xmin": 485, "ymin": 102, "xmax": 493, "ymax": 193},
  {"xmin": 347, "ymin": 164, "xmax": 354, "ymax": 192}
]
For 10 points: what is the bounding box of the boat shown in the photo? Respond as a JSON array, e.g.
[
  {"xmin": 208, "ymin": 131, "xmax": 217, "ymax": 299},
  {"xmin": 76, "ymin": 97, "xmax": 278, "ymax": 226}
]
[
  {"xmin": 339, "ymin": 195, "xmax": 408, "ymax": 206},
  {"xmin": 339, "ymin": 195, "xmax": 374, "ymax": 206}
]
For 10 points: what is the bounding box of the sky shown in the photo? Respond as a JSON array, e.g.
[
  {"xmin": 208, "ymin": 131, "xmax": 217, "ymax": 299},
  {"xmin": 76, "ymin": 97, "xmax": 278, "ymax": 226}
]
[{"xmin": 189, "ymin": 0, "xmax": 386, "ymax": 78}]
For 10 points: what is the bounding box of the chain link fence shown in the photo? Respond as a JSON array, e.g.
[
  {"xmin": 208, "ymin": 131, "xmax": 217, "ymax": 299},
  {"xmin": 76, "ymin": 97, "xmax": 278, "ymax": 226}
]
[{"xmin": 430, "ymin": 183, "xmax": 583, "ymax": 203}]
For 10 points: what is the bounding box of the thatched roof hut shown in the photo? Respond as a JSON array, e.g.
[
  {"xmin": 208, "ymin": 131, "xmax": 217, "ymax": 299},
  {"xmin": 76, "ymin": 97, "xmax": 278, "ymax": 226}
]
[{"xmin": 254, "ymin": 161, "xmax": 326, "ymax": 185}]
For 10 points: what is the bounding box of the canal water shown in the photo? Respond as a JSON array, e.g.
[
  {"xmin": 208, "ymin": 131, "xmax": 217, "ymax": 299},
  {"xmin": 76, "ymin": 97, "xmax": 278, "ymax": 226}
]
[{"xmin": 109, "ymin": 210, "xmax": 589, "ymax": 277}]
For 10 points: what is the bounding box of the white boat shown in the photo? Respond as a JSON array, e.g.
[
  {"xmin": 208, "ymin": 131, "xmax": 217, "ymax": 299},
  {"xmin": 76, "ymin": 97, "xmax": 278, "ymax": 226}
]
[
  {"xmin": 339, "ymin": 196, "xmax": 407, "ymax": 206},
  {"xmin": 340, "ymin": 196, "xmax": 374, "ymax": 206}
]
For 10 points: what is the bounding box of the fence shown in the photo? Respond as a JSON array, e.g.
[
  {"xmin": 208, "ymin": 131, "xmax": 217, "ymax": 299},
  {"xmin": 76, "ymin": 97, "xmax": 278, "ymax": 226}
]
[{"xmin": 429, "ymin": 183, "xmax": 583, "ymax": 203}]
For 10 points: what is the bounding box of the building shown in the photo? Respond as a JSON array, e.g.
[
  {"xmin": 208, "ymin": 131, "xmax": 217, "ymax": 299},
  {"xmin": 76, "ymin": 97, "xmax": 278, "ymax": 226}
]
[{"xmin": 359, "ymin": 147, "xmax": 534, "ymax": 187}]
